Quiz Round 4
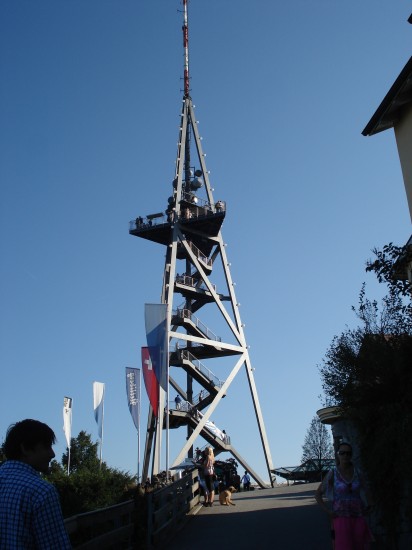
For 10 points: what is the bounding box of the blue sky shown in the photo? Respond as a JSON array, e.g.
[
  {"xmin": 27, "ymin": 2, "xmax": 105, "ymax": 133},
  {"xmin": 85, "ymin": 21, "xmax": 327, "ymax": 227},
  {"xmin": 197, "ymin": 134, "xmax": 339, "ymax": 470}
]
[{"xmin": 1, "ymin": 0, "xmax": 411, "ymax": 483}]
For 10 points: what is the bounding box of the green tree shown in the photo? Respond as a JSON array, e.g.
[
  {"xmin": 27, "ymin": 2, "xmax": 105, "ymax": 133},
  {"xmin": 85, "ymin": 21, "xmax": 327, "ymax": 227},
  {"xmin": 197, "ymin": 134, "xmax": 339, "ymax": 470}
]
[
  {"xmin": 62, "ymin": 430, "xmax": 100, "ymax": 473},
  {"xmin": 47, "ymin": 431, "xmax": 136, "ymax": 517},
  {"xmin": 48, "ymin": 466, "xmax": 136, "ymax": 517},
  {"xmin": 301, "ymin": 416, "xmax": 334, "ymax": 467}
]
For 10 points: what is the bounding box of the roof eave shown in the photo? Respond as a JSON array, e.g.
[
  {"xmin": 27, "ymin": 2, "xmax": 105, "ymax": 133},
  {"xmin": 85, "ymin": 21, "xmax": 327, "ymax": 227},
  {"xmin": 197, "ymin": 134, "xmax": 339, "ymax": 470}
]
[{"xmin": 362, "ymin": 56, "xmax": 412, "ymax": 137}]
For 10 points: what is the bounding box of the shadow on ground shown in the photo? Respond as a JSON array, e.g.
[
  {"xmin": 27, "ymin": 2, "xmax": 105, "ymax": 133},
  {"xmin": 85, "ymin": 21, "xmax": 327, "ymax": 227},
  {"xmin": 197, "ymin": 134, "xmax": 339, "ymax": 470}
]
[{"xmin": 162, "ymin": 485, "xmax": 332, "ymax": 550}]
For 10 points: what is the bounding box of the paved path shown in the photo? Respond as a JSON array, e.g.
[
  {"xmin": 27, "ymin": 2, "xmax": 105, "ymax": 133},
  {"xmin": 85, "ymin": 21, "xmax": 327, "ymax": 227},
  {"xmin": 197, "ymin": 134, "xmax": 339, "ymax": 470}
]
[{"xmin": 164, "ymin": 483, "xmax": 332, "ymax": 550}]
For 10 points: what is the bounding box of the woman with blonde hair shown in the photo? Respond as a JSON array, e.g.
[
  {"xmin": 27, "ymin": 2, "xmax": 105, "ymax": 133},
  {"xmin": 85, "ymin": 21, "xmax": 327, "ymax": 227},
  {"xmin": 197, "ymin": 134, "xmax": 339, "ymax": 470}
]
[{"xmin": 202, "ymin": 447, "xmax": 215, "ymax": 507}]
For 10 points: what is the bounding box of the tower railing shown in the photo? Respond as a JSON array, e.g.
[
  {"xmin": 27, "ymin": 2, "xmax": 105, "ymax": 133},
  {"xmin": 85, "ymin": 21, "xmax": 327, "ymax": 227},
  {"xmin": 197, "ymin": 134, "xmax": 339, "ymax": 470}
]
[
  {"xmin": 181, "ymin": 192, "xmax": 211, "ymax": 208},
  {"xmin": 174, "ymin": 308, "xmax": 221, "ymax": 342},
  {"xmin": 195, "ymin": 410, "xmax": 230, "ymax": 444},
  {"xmin": 178, "ymin": 349, "xmax": 224, "ymax": 388},
  {"xmin": 129, "ymin": 214, "xmax": 168, "ymax": 231},
  {"xmin": 129, "ymin": 200, "xmax": 226, "ymax": 232},
  {"xmin": 186, "ymin": 241, "xmax": 212, "ymax": 268},
  {"xmin": 170, "ymin": 399, "xmax": 192, "ymax": 413},
  {"xmin": 181, "ymin": 192, "xmax": 226, "ymax": 213},
  {"xmin": 175, "ymin": 274, "xmax": 216, "ymax": 293},
  {"xmin": 167, "ymin": 388, "xmax": 209, "ymax": 410},
  {"xmin": 169, "ymin": 389, "xmax": 209, "ymax": 412},
  {"xmin": 193, "ymin": 389, "xmax": 209, "ymax": 406},
  {"xmin": 169, "ymin": 400, "xmax": 230, "ymax": 445}
]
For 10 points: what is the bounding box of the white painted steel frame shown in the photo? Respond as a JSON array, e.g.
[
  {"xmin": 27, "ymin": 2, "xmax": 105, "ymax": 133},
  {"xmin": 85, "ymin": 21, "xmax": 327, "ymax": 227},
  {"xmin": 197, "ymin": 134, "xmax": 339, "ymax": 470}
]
[{"xmin": 140, "ymin": 96, "xmax": 274, "ymax": 487}]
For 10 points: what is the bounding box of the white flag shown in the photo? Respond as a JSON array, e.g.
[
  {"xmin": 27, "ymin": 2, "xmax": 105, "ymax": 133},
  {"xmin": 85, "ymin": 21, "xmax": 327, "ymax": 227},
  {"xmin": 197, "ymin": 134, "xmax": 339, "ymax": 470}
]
[
  {"xmin": 63, "ymin": 396, "xmax": 73, "ymax": 447},
  {"xmin": 93, "ymin": 382, "xmax": 105, "ymax": 439}
]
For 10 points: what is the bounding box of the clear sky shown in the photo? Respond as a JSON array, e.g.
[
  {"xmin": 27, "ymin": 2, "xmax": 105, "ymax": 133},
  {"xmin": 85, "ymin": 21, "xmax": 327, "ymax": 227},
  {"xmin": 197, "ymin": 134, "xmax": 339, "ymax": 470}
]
[{"xmin": 1, "ymin": 0, "xmax": 411, "ymax": 484}]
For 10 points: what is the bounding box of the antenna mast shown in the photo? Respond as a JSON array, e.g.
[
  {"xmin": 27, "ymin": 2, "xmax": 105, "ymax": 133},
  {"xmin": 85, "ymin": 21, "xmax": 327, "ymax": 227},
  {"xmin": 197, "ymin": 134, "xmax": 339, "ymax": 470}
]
[
  {"xmin": 182, "ymin": 0, "xmax": 190, "ymax": 98},
  {"xmin": 182, "ymin": 0, "xmax": 191, "ymax": 191}
]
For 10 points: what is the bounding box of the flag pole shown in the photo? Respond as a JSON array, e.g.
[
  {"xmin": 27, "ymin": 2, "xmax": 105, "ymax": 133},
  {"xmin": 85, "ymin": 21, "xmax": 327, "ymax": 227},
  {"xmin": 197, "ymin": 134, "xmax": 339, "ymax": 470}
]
[
  {"xmin": 166, "ymin": 365, "xmax": 169, "ymax": 481},
  {"xmin": 69, "ymin": 398, "xmax": 72, "ymax": 474},
  {"xmin": 164, "ymin": 303, "xmax": 170, "ymax": 482},
  {"xmin": 93, "ymin": 382, "xmax": 105, "ymax": 469},
  {"xmin": 63, "ymin": 396, "xmax": 73, "ymax": 475},
  {"xmin": 138, "ymin": 368, "xmax": 141, "ymax": 483},
  {"xmin": 166, "ymin": 318, "xmax": 170, "ymax": 482},
  {"xmin": 100, "ymin": 396, "xmax": 104, "ymax": 468}
]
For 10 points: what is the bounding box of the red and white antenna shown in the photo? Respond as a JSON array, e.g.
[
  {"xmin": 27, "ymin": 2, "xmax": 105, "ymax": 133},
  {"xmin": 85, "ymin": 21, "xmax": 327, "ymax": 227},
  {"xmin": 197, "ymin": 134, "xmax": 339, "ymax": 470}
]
[{"xmin": 182, "ymin": 0, "xmax": 190, "ymax": 97}]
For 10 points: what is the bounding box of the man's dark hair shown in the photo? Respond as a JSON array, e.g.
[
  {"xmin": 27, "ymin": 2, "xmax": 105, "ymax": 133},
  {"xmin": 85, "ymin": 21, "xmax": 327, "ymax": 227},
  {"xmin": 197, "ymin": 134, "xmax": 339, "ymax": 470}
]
[{"xmin": 3, "ymin": 419, "xmax": 56, "ymax": 459}]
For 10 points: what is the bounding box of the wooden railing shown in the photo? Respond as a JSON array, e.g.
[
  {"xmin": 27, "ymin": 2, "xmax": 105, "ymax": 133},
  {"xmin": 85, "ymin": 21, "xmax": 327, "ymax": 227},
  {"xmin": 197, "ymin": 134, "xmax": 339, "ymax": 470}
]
[
  {"xmin": 146, "ymin": 469, "xmax": 200, "ymax": 548},
  {"xmin": 64, "ymin": 470, "xmax": 200, "ymax": 549},
  {"xmin": 64, "ymin": 499, "xmax": 135, "ymax": 549}
]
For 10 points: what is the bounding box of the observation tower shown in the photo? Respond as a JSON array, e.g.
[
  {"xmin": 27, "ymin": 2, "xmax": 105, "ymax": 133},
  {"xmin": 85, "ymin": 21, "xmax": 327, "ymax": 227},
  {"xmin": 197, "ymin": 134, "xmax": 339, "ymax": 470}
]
[{"xmin": 129, "ymin": 0, "xmax": 274, "ymax": 487}]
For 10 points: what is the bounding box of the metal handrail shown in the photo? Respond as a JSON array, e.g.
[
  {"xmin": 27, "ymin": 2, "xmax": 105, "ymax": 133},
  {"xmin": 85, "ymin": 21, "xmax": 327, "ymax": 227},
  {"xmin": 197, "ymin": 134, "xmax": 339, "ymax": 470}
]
[
  {"xmin": 129, "ymin": 199, "xmax": 226, "ymax": 232},
  {"xmin": 167, "ymin": 390, "xmax": 208, "ymax": 410},
  {"xmin": 174, "ymin": 308, "xmax": 221, "ymax": 342},
  {"xmin": 169, "ymin": 400, "xmax": 230, "ymax": 444},
  {"xmin": 170, "ymin": 399, "xmax": 192, "ymax": 413},
  {"xmin": 179, "ymin": 350, "xmax": 223, "ymax": 388},
  {"xmin": 196, "ymin": 410, "xmax": 230, "ymax": 444},
  {"xmin": 129, "ymin": 214, "xmax": 168, "ymax": 231},
  {"xmin": 187, "ymin": 241, "xmax": 212, "ymax": 268},
  {"xmin": 175, "ymin": 274, "xmax": 216, "ymax": 293},
  {"xmin": 181, "ymin": 192, "xmax": 226, "ymax": 213},
  {"xmin": 193, "ymin": 389, "xmax": 209, "ymax": 406},
  {"xmin": 181, "ymin": 192, "xmax": 211, "ymax": 208}
]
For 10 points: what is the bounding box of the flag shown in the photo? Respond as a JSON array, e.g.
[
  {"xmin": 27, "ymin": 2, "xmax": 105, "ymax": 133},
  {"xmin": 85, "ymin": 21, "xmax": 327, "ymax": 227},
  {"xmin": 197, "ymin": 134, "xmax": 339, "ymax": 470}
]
[
  {"xmin": 63, "ymin": 396, "xmax": 72, "ymax": 447},
  {"xmin": 126, "ymin": 367, "xmax": 140, "ymax": 431},
  {"xmin": 144, "ymin": 303, "xmax": 168, "ymax": 391},
  {"xmin": 93, "ymin": 381, "xmax": 105, "ymax": 439},
  {"xmin": 142, "ymin": 347, "xmax": 159, "ymax": 417}
]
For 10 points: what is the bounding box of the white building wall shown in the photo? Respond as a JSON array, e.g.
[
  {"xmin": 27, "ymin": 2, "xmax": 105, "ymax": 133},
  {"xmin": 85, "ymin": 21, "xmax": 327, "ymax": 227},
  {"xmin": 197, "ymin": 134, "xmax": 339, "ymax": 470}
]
[{"xmin": 394, "ymin": 104, "xmax": 412, "ymax": 222}]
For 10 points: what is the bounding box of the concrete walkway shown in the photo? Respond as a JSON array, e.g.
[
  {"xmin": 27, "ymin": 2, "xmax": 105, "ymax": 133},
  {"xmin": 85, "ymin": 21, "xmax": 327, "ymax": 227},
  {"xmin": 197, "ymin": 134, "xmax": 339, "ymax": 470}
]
[{"xmin": 164, "ymin": 483, "xmax": 332, "ymax": 550}]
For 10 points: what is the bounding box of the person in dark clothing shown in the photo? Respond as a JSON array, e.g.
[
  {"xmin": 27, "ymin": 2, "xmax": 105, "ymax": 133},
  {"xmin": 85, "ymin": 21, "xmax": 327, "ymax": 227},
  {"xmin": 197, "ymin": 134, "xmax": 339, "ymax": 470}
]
[{"xmin": 0, "ymin": 419, "xmax": 71, "ymax": 549}]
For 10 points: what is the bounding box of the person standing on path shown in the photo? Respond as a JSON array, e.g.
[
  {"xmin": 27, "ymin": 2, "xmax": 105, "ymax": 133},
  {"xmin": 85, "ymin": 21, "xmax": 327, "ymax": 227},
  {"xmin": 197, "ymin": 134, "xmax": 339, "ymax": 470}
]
[
  {"xmin": 0, "ymin": 419, "xmax": 72, "ymax": 549},
  {"xmin": 201, "ymin": 447, "xmax": 215, "ymax": 507},
  {"xmin": 241, "ymin": 471, "xmax": 251, "ymax": 491},
  {"xmin": 315, "ymin": 441, "xmax": 374, "ymax": 550}
]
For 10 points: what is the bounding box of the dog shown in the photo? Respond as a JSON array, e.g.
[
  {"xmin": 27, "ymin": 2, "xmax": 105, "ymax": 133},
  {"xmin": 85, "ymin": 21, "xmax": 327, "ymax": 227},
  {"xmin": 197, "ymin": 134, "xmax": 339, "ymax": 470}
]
[{"xmin": 219, "ymin": 485, "xmax": 237, "ymax": 506}]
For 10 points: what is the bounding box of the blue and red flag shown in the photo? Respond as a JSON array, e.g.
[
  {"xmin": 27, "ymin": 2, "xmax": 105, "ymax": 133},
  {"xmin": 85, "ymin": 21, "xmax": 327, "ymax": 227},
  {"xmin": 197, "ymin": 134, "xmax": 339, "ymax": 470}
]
[
  {"xmin": 141, "ymin": 346, "xmax": 159, "ymax": 417},
  {"xmin": 144, "ymin": 303, "xmax": 168, "ymax": 392}
]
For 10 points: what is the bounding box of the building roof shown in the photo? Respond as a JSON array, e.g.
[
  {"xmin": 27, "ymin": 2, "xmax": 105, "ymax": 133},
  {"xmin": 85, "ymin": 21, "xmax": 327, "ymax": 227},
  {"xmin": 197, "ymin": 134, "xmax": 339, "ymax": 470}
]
[
  {"xmin": 272, "ymin": 459, "xmax": 335, "ymax": 482},
  {"xmin": 362, "ymin": 56, "xmax": 412, "ymax": 136}
]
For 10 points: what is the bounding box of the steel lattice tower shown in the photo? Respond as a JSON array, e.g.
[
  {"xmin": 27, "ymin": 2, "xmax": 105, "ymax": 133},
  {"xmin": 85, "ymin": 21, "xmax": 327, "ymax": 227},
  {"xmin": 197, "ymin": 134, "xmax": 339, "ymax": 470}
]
[{"xmin": 129, "ymin": 0, "xmax": 274, "ymax": 487}]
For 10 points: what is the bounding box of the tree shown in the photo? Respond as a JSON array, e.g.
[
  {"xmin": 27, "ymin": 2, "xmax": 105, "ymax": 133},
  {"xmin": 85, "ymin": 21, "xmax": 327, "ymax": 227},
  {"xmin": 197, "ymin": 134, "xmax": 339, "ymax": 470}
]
[
  {"xmin": 301, "ymin": 416, "xmax": 334, "ymax": 468},
  {"xmin": 47, "ymin": 431, "xmax": 136, "ymax": 517},
  {"xmin": 62, "ymin": 430, "xmax": 100, "ymax": 473}
]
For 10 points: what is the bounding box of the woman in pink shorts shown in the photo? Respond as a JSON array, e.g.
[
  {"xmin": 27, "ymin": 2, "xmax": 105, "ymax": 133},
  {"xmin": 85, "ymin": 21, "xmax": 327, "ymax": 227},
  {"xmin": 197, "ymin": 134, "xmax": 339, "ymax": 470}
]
[{"xmin": 315, "ymin": 442, "xmax": 374, "ymax": 550}]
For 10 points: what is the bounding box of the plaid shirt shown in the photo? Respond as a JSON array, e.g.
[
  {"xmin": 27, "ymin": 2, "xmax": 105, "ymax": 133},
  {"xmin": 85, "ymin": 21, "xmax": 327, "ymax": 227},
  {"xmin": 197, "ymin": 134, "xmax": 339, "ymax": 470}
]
[{"xmin": 0, "ymin": 460, "xmax": 71, "ymax": 549}]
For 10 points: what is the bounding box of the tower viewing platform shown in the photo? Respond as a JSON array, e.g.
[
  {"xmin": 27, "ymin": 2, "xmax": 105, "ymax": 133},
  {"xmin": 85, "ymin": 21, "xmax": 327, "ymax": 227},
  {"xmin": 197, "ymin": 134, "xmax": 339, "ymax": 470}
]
[{"xmin": 129, "ymin": 196, "xmax": 226, "ymax": 249}]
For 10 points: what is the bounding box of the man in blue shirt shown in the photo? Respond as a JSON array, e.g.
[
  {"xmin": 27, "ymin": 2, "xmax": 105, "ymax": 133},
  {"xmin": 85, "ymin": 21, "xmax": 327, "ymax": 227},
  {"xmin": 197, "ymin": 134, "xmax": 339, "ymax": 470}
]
[
  {"xmin": 241, "ymin": 470, "xmax": 251, "ymax": 491},
  {"xmin": 174, "ymin": 394, "xmax": 182, "ymax": 410},
  {"xmin": 0, "ymin": 419, "xmax": 71, "ymax": 549}
]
